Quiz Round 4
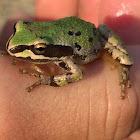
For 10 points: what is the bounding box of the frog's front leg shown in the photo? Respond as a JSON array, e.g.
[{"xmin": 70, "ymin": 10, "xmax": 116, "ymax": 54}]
[
  {"xmin": 98, "ymin": 25, "xmax": 133, "ymax": 99},
  {"xmin": 20, "ymin": 58, "xmax": 83, "ymax": 92},
  {"xmin": 52, "ymin": 58, "xmax": 83, "ymax": 86}
]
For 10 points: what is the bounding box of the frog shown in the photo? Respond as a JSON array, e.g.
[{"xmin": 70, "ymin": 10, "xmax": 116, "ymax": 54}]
[{"xmin": 6, "ymin": 16, "xmax": 133, "ymax": 99}]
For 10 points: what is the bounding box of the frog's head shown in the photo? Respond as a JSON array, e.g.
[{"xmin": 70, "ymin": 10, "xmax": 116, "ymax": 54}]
[
  {"xmin": 7, "ymin": 20, "xmax": 52, "ymax": 61},
  {"xmin": 7, "ymin": 20, "xmax": 73, "ymax": 62}
]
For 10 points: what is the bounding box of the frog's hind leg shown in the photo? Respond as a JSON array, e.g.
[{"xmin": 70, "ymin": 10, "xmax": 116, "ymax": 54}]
[
  {"xmin": 19, "ymin": 68, "xmax": 41, "ymax": 78},
  {"xmin": 30, "ymin": 64, "xmax": 46, "ymax": 74},
  {"xmin": 98, "ymin": 24, "xmax": 133, "ymax": 65},
  {"xmin": 19, "ymin": 63, "xmax": 46, "ymax": 78},
  {"xmin": 98, "ymin": 24, "xmax": 133, "ymax": 99}
]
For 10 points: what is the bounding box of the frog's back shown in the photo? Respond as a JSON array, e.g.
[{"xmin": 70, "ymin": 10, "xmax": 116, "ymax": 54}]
[{"xmin": 25, "ymin": 17, "xmax": 97, "ymax": 46}]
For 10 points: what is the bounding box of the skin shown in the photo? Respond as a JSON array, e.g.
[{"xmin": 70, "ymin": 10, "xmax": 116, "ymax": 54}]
[{"xmin": 0, "ymin": 0, "xmax": 140, "ymax": 139}]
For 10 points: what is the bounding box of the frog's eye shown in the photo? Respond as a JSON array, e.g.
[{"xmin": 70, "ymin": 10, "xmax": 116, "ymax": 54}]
[{"xmin": 34, "ymin": 43, "xmax": 47, "ymax": 54}]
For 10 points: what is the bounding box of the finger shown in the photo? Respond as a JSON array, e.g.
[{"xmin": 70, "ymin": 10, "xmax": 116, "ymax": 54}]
[
  {"xmin": 126, "ymin": 129, "xmax": 140, "ymax": 140},
  {"xmin": 78, "ymin": 0, "xmax": 101, "ymax": 26},
  {"xmin": 98, "ymin": 0, "xmax": 140, "ymax": 45},
  {"xmin": 35, "ymin": 0, "xmax": 79, "ymax": 20}
]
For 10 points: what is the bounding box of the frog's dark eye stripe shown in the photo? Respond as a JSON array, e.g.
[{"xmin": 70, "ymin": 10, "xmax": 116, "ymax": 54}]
[
  {"xmin": 10, "ymin": 43, "xmax": 73, "ymax": 58},
  {"xmin": 33, "ymin": 44, "xmax": 73, "ymax": 57},
  {"xmin": 9, "ymin": 45, "xmax": 29, "ymax": 53}
]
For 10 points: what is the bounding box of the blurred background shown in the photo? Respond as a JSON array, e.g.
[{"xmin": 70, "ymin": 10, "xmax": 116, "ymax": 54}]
[
  {"xmin": 0, "ymin": 0, "xmax": 34, "ymax": 50},
  {"xmin": 0, "ymin": 0, "xmax": 34, "ymax": 33}
]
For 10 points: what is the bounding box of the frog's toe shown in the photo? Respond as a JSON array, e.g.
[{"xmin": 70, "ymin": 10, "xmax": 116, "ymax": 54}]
[
  {"xmin": 127, "ymin": 79, "xmax": 131, "ymax": 88},
  {"xmin": 19, "ymin": 69, "xmax": 27, "ymax": 74},
  {"xmin": 26, "ymin": 80, "xmax": 42, "ymax": 92},
  {"xmin": 12, "ymin": 58, "xmax": 17, "ymax": 65},
  {"xmin": 120, "ymin": 83, "xmax": 126, "ymax": 99},
  {"xmin": 26, "ymin": 87, "xmax": 32, "ymax": 92},
  {"xmin": 119, "ymin": 65, "xmax": 131, "ymax": 99}
]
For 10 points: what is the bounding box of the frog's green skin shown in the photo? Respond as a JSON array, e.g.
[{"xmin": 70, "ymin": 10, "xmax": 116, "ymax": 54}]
[{"xmin": 7, "ymin": 16, "xmax": 133, "ymax": 99}]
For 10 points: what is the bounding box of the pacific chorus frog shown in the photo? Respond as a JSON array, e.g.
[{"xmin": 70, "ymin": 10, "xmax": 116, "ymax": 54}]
[{"xmin": 6, "ymin": 16, "xmax": 133, "ymax": 99}]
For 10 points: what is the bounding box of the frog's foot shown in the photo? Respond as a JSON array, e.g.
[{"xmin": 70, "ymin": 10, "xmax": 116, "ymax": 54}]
[
  {"xmin": 19, "ymin": 68, "xmax": 45, "ymax": 92},
  {"xmin": 119, "ymin": 65, "xmax": 131, "ymax": 99},
  {"xmin": 26, "ymin": 76, "xmax": 56, "ymax": 92}
]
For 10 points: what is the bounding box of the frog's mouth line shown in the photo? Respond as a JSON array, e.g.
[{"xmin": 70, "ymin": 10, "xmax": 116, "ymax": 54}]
[{"xmin": 9, "ymin": 44, "xmax": 73, "ymax": 58}]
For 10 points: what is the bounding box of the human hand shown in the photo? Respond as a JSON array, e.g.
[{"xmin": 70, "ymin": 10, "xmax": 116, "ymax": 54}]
[{"xmin": 0, "ymin": 0, "xmax": 140, "ymax": 139}]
